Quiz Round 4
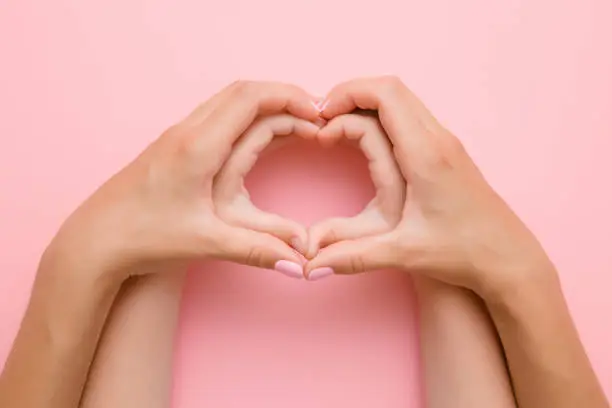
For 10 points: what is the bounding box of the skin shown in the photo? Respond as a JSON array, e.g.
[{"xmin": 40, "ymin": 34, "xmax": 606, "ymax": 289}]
[
  {"xmin": 0, "ymin": 81, "xmax": 321, "ymax": 408},
  {"xmin": 413, "ymin": 277, "xmax": 516, "ymax": 407},
  {"xmin": 0, "ymin": 77, "xmax": 606, "ymax": 408},
  {"xmin": 306, "ymin": 76, "xmax": 610, "ymax": 408},
  {"xmin": 226, "ymin": 111, "xmax": 517, "ymax": 407},
  {"xmin": 214, "ymin": 111, "xmax": 406, "ymax": 259},
  {"xmin": 79, "ymin": 272, "xmax": 186, "ymax": 408},
  {"xmin": 76, "ymin": 111, "xmax": 517, "ymax": 408}
]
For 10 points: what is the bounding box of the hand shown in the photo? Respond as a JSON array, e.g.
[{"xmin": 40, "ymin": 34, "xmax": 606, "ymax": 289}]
[
  {"xmin": 306, "ymin": 76, "xmax": 556, "ymax": 298},
  {"xmin": 41, "ymin": 81, "xmax": 321, "ymax": 285},
  {"xmin": 213, "ymin": 111, "xmax": 406, "ymax": 280},
  {"xmin": 212, "ymin": 113, "xmax": 318, "ymax": 277},
  {"xmin": 306, "ymin": 112, "xmax": 405, "ymax": 258}
]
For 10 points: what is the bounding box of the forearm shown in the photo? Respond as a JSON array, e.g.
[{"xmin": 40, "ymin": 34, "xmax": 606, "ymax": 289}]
[
  {"xmin": 414, "ymin": 277, "xmax": 516, "ymax": 408},
  {"xmin": 487, "ymin": 270, "xmax": 609, "ymax": 408},
  {"xmin": 0, "ymin": 256, "xmax": 120, "ymax": 408},
  {"xmin": 80, "ymin": 272, "xmax": 186, "ymax": 408}
]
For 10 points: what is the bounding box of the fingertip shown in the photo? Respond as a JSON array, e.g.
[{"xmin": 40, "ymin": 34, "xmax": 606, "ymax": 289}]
[
  {"xmin": 304, "ymin": 246, "xmax": 336, "ymax": 275},
  {"xmin": 306, "ymin": 266, "xmax": 335, "ymax": 281},
  {"xmin": 289, "ymin": 230, "xmax": 309, "ymax": 256},
  {"xmin": 317, "ymin": 98, "xmax": 330, "ymax": 113},
  {"xmin": 305, "ymin": 239, "xmax": 320, "ymax": 260},
  {"xmin": 305, "ymin": 223, "xmax": 328, "ymax": 259},
  {"xmin": 274, "ymin": 260, "xmax": 305, "ymax": 280},
  {"xmin": 293, "ymin": 119, "xmax": 322, "ymax": 140}
]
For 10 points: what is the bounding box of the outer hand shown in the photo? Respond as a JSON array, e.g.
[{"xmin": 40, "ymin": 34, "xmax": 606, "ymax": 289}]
[
  {"xmin": 306, "ymin": 76, "xmax": 556, "ymax": 298},
  {"xmin": 42, "ymin": 81, "xmax": 321, "ymax": 284}
]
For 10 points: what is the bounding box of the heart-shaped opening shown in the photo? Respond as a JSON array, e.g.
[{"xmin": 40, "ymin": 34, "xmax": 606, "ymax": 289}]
[
  {"xmin": 213, "ymin": 113, "xmax": 405, "ymax": 258},
  {"xmin": 246, "ymin": 138, "xmax": 375, "ymax": 226}
]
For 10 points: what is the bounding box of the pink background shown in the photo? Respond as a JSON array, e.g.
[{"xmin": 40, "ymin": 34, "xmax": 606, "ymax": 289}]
[{"xmin": 1, "ymin": 0, "xmax": 611, "ymax": 406}]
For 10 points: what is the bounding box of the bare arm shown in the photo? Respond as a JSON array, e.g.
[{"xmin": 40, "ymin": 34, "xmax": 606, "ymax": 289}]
[
  {"xmin": 306, "ymin": 76, "xmax": 609, "ymax": 408},
  {"xmin": 79, "ymin": 272, "xmax": 186, "ymax": 408},
  {"xmin": 0, "ymin": 254, "xmax": 121, "ymax": 408},
  {"xmin": 0, "ymin": 82, "xmax": 320, "ymax": 408},
  {"xmin": 486, "ymin": 270, "xmax": 609, "ymax": 408},
  {"xmin": 414, "ymin": 277, "xmax": 516, "ymax": 408}
]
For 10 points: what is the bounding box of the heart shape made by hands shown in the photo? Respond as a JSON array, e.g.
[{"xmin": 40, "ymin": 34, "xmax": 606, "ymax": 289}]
[{"xmin": 213, "ymin": 112, "xmax": 406, "ymax": 278}]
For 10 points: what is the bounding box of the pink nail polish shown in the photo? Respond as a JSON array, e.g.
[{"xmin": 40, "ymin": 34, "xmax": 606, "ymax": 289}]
[
  {"xmin": 308, "ymin": 267, "xmax": 334, "ymax": 281},
  {"xmin": 274, "ymin": 260, "xmax": 304, "ymax": 279}
]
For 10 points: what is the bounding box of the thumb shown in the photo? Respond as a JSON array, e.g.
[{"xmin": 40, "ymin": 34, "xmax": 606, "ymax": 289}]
[
  {"xmin": 305, "ymin": 210, "xmax": 390, "ymax": 258},
  {"xmin": 304, "ymin": 232, "xmax": 399, "ymax": 280},
  {"xmin": 213, "ymin": 222, "xmax": 305, "ymax": 279},
  {"xmin": 222, "ymin": 199, "xmax": 308, "ymax": 253}
]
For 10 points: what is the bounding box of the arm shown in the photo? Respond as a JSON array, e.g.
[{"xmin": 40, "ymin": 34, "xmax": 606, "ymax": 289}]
[
  {"xmin": 0, "ymin": 82, "xmax": 319, "ymax": 408},
  {"xmin": 486, "ymin": 268, "xmax": 608, "ymax": 408},
  {"xmin": 413, "ymin": 277, "xmax": 517, "ymax": 408},
  {"xmin": 0, "ymin": 252, "xmax": 121, "ymax": 408},
  {"xmin": 79, "ymin": 272, "xmax": 186, "ymax": 408},
  {"xmin": 305, "ymin": 75, "xmax": 609, "ymax": 408}
]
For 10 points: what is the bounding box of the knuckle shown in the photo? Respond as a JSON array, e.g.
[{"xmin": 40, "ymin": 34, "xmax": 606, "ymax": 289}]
[
  {"xmin": 233, "ymin": 80, "xmax": 258, "ymax": 99},
  {"xmin": 349, "ymin": 255, "xmax": 366, "ymax": 274},
  {"xmin": 441, "ymin": 131, "xmax": 466, "ymax": 155},
  {"xmin": 378, "ymin": 75, "xmax": 405, "ymax": 96},
  {"xmin": 245, "ymin": 246, "xmax": 265, "ymax": 267},
  {"xmin": 419, "ymin": 131, "xmax": 466, "ymax": 173},
  {"xmin": 161, "ymin": 123, "xmax": 186, "ymax": 140},
  {"xmin": 324, "ymin": 226, "xmax": 339, "ymax": 245}
]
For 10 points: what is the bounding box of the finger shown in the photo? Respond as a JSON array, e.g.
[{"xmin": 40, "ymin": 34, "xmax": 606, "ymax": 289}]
[
  {"xmin": 181, "ymin": 81, "xmax": 240, "ymax": 126},
  {"xmin": 319, "ymin": 76, "xmax": 446, "ymax": 176},
  {"xmin": 318, "ymin": 113, "xmax": 404, "ymax": 210},
  {"xmin": 214, "ymin": 222, "xmax": 305, "ymax": 279},
  {"xmin": 213, "ymin": 114, "xmax": 318, "ymax": 253},
  {"xmin": 304, "ymin": 232, "xmax": 399, "ymax": 279},
  {"xmin": 306, "ymin": 209, "xmax": 391, "ymax": 258},
  {"xmin": 193, "ymin": 81, "xmax": 320, "ymax": 162},
  {"xmin": 219, "ymin": 114, "xmax": 320, "ymax": 184},
  {"xmin": 229, "ymin": 205, "xmax": 309, "ymax": 253},
  {"xmin": 257, "ymin": 135, "xmax": 297, "ymax": 158}
]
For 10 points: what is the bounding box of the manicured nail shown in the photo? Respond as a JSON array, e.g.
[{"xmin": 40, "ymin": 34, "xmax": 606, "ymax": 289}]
[
  {"xmin": 310, "ymin": 100, "xmax": 322, "ymax": 112},
  {"xmin": 307, "ymin": 267, "xmax": 334, "ymax": 281},
  {"xmin": 274, "ymin": 260, "xmax": 304, "ymax": 279},
  {"xmin": 317, "ymin": 99, "xmax": 330, "ymax": 112}
]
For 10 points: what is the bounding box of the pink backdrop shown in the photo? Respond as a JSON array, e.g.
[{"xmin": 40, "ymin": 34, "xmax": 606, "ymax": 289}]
[{"xmin": 1, "ymin": 0, "xmax": 611, "ymax": 406}]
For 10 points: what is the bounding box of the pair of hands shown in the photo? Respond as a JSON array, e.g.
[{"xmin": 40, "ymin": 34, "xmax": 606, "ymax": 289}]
[{"xmin": 42, "ymin": 76, "xmax": 554, "ymax": 301}]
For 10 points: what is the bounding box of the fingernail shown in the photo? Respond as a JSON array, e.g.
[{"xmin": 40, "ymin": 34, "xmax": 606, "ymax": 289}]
[
  {"xmin": 307, "ymin": 267, "xmax": 334, "ymax": 281},
  {"xmin": 310, "ymin": 100, "xmax": 322, "ymax": 113},
  {"xmin": 317, "ymin": 99, "xmax": 330, "ymax": 112},
  {"xmin": 274, "ymin": 260, "xmax": 304, "ymax": 279}
]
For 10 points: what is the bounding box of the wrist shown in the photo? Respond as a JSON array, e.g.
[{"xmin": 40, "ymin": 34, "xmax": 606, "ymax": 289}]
[
  {"xmin": 25, "ymin": 252, "xmax": 121, "ymax": 353},
  {"xmin": 479, "ymin": 261, "xmax": 561, "ymax": 311},
  {"xmin": 39, "ymin": 237, "xmax": 125, "ymax": 298}
]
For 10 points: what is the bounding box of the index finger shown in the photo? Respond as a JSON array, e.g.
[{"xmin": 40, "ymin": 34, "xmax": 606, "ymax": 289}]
[
  {"xmin": 193, "ymin": 81, "xmax": 320, "ymax": 156},
  {"xmin": 319, "ymin": 76, "xmax": 447, "ymax": 174}
]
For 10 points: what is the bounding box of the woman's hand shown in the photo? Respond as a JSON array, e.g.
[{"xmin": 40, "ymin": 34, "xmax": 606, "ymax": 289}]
[
  {"xmin": 42, "ymin": 81, "xmax": 321, "ymax": 286},
  {"xmin": 213, "ymin": 111, "xmax": 406, "ymax": 280},
  {"xmin": 305, "ymin": 76, "xmax": 556, "ymax": 299},
  {"xmin": 305, "ymin": 112, "xmax": 406, "ymax": 261},
  {"xmin": 212, "ymin": 114, "xmax": 318, "ymax": 267},
  {"xmin": 0, "ymin": 81, "xmax": 323, "ymax": 408},
  {"xmin": 305, "ymin": 77, "xmax": 609, "ymax": 408}
]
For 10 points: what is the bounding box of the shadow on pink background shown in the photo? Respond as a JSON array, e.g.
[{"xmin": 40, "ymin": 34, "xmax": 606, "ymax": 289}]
[{"xmin": 0, "ymin": 0, "xmax": 611, "ymax": 406}]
